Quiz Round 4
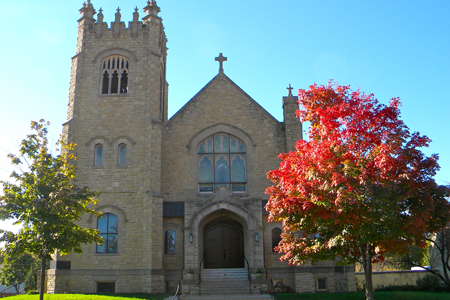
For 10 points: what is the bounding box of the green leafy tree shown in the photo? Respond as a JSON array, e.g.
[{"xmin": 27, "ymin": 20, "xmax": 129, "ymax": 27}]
[
  {"xmin": 400, "ymin": 229, "xmax": 450, "ymax": 287},
  {"xmin": 265, "ymin": 83, "xmax": 450, "ymax": 300},
  {"xmin": 0, "ymin": 120, "xmax": 102, "ymax": 300},
  {"xmin": 0, "ymin": 251, "xmax": 40, "ymax": 293}
]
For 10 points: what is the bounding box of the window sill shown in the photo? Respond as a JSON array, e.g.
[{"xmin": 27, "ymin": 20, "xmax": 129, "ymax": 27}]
[
  {"xmin": 95, "ymin": 253, "xmax": 119, "ymax": 256},
  {"xmin": 197, "ymin": 191, "xmax": 249, "ymax": 196},
  {"xmin": 98, "ymin": 93, "xmax": 129, "ymax": 98}
]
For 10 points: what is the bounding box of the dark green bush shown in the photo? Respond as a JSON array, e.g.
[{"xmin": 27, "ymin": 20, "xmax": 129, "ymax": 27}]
[
  {"xmin": 376, "ymin": 284, "xmax": 417, "ymax": 292},
  {"xmin": 416, "ymin": 274, "xmax": 448, "ymax": 292}
]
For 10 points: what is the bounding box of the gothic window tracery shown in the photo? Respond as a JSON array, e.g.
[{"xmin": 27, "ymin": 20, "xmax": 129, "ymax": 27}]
[
  {"xmin": 100, "ymin": 55, "xmax": 129, "ymax": 95},
  {"xmin": 97, "ymin": 213, "xmax": 118, "ymax": 253},
  {"xmin": 198, "ymin": 133, "xmax": 246, "ymax": 193}
]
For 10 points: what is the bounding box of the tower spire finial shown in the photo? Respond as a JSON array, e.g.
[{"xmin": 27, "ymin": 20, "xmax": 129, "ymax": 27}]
[
  {"xmin": 215, "ymin": 53, "xmax": 227, "ymax": 74},
  {"xmin": 143, "ymin": 0, "xmax": 161, "ymax": 21},
  {"xmin": 79, "ymin": 0, "xmax": 96, "ymax": 23}
]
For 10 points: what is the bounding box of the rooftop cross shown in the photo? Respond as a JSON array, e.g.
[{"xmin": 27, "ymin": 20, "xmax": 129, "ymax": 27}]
[
  {"xmin": 215, "ymin": 53, "xmax": 227, "ymax": 74},
  {"xmin": 287, "ymin": 84, "xmax": 293, "ymax": 96}
]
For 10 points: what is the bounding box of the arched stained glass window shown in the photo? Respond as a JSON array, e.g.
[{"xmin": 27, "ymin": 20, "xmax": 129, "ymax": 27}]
[
  {"xmin": 97, "ymin": 213, "xmax": 118, "ymax": 253},
  {"xmin": 272, "ymin": 228, "xmax": 282, "ymax": 252},
  {"xmin": 198, "ymin": 133, "xmax": 246, "ymax": 192},
  {"xmin": 165, "ymin": 230, "xmax": 176, "ymax": 254},
  {"xmin": 100, "ymin": 55, "xmax": 129, "ymax": 95}
]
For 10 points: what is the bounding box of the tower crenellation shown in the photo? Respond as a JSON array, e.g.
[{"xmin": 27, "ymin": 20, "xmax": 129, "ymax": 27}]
[{"xmin": 75, "ymin": 0, "xmax": 165, "ymax": 41}]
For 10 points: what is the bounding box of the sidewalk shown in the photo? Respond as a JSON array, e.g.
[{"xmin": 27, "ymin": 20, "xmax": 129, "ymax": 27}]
[{"xmin": 165, "ymin": 294, "xmax": 273, "ymax": 300}]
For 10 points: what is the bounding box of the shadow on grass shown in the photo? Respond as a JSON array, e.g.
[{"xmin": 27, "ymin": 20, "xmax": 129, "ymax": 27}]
[
  {"xmin": 278, "ymin": 291, "xmax": 450, "ymax": 300},
  {"xmin": 95, "ymin": 294, "xmax": 170, "ymax": 299}
]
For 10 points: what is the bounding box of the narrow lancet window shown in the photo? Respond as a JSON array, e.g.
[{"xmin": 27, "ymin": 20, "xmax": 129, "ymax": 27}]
[
  {"xmin": 97, "ymin": 213, "xmax": 118, "ymax": 253},
  {"xmin": 165, "ymin": 230, "xmax": 176, "ymax": 254},
  {"xmin": 118, "ymin": 144, "xmax": 126, "ymax": 166},
  {"xmin": 95, "ymin": 144, "xmax": 103, "ymax": 166},
  {"xmin": 102, "ymin": 71, "xmax": 109, "ymax": 94},
  {"xmin": 100, "ymin": 55, "xmax": 129, "ymax": 95},
  {"xmin": 272, "ymin": 228, "xmax": 282, "ymax": 252}
]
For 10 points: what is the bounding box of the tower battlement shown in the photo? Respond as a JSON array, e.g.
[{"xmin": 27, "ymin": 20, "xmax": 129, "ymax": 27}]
[{"xmin": 78, "ymin": 1, "xmax": 164, "ymax": 40}]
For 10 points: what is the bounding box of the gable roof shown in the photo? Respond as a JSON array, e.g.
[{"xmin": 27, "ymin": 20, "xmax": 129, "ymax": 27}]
[{"xmin": 166, "ymin": 73, "xmax": 281, "ymax": 126}]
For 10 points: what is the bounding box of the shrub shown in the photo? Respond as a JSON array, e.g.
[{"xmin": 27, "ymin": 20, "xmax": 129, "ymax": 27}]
[{"xmin": 416, "ymin": 274, "xmax": 447, "ymax": 292}]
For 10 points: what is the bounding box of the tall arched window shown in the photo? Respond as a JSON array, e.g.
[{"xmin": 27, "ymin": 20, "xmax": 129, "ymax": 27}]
[
  {"xmin": 272, "ymin": 228, "xmax": 282, "ymax": 252},
  {"xmin": 97, "ymin": 213, "xmax": 118, "ymax": 253},
  {"xmin": 165, "ymin": 230, "xmax": 176, "ymax": 254},
  {"xmin": 95, "ymin": 144, "xmax": 103, "ymax": 166},
  {"xmin": 101, "ymin": 55, "xmax": 129, "ymax": 94},
  {"xmin": 118, "ymin": 144, "xmax": 126, "ymax": 166},
  {"xmin": 198, "ymin": 133, "xmax": 246, "ymax": 193}
]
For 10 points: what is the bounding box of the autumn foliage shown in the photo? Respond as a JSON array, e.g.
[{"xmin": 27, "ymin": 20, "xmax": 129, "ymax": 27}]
[{"xmin": 265, "ymin": 83, "xmax": 450, "ymax": 299}]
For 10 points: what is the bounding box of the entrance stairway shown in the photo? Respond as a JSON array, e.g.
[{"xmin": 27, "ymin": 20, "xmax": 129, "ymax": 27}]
[{"xmin": 195, "ymin": 268, "xmax": 260, "ymax": 296}]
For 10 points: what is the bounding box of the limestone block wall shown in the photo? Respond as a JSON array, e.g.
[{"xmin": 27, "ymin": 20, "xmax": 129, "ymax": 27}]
[
  {"xmin": 48, "ymin": 270, "xmax": 164, "ymax": 294},
  {"xmin": 295, "ymin": 272, "xmax": 315, "ymax": 293},
  {"xmin": 52, "ymin": 4, "xmax": 168, "ymax": 294},
  {"xmin": 356, "ymin": 270, "xmax": 429, "ymax": 291},
  {"xmin": 161, "ymin": 74, "xmax": 285, "ymax": 202},
  {"xmin": 163, "ymin": 217, "xmax": 185, "ymax": 270}
]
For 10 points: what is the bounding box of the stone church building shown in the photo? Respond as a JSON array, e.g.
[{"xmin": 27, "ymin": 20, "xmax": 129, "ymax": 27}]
[{"xmin": 47, "ymin": 0, "xmax": 356, "ymax": 295}]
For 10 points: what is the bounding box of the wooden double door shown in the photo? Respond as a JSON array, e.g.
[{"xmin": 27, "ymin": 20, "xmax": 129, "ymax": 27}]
[{"xmin": 204, "ymin": 223, "xmax": 244, "ymax": 269}]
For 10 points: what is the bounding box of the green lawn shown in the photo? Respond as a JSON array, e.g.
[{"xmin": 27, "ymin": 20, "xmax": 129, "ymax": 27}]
[
  {"xmin": 7, "ymin": 292, "xmax": 450, "ymax": 300},
  {"xmin": 278, "ymin": 291, "xmax": 450, "ymax": 300},
  {"xmin": 7, "ymin": 294, "xmax": 170, "ymax": 300}
]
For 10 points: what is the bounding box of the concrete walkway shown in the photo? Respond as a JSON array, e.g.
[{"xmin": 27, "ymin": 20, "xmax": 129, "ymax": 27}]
[{"xmin": 165, "ymin": 294, "xmax": 273, "ymax": 300}]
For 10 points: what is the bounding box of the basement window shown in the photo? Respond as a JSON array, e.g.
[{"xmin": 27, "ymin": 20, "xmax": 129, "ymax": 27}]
[
  {"xmin": 317, "ymin": 278, "xmax": 327, "ymax": 291},
  {"xmin": 97, "ymin": 282, "xmax": 115, "ymax": 294}
]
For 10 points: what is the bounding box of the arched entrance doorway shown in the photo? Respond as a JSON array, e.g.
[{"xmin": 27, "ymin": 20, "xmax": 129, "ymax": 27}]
[{"xmin": 203, "ymin": 218, "xmax": 244, "ymax": 269}]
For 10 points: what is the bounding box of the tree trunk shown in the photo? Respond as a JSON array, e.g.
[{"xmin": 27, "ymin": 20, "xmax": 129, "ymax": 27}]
[
  {"xmin": 360, "ymin": 242, "xmax": 374, "ymax": 300},
  {"xmin": 39, "ymin": 249, "xmax": 46, "ymax": 300}
]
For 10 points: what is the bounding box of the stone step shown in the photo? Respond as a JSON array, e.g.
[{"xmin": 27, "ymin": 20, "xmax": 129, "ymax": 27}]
[
  {"xmin": 196, "ymin": 268, "xmax": 254, "ymax": 296},
  {"xmin": 179, "ymin": 295, "xmax": 272, "ymax": 300}
]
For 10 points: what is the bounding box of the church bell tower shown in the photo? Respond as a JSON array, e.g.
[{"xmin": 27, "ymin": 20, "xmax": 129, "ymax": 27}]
[{"xmin": 49, "ymin": 0, "xmax": 168, "ymax": 294}]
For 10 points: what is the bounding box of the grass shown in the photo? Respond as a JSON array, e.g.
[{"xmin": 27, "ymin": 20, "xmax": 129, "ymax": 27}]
[
  {"xmin": 278, "ymin": 291, "xmax": 450, "ymax": 299},
  {"xmin": 7, "ymin": 292, "xmax": 450, "ymax": 300},
  {"xmin": 7, "ymin": 294, "xmax": 170, "ymax": 300}
]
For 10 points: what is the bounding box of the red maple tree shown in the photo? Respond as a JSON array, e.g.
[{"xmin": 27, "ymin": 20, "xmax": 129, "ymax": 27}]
[{"xmin": 266, "ymin": 83, "xmax": 450, "ymax": 300}]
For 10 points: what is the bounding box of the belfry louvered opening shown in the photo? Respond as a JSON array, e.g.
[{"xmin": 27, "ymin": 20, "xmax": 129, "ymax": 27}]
[{"xmin": 101, "ymin": 55, "xmax": 129, "ymax": 95}]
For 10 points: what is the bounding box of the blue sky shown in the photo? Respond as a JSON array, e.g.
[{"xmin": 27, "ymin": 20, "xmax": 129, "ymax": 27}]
[{"xmin": 1, "ymin": 0, "xmax": 449, "ymax": 231}]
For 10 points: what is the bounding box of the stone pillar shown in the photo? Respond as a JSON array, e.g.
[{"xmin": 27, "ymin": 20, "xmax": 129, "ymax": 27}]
[{"xmin": 283, "ymin": 85, "xmax": 302, "ymax": 152}]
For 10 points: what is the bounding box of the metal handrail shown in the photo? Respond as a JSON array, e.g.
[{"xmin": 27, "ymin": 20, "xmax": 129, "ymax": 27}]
[
  {"xmin": 0, "ymin": 281, "xmax": 22, "ymax": 295},
  {"xmin": 172, "ymin": 283, "xmax": 180, "ymax": 300},
  {"xmin": 242, "ymin": 254, "xmax": 252, "ymax": 293},
  {"xmin": 198, "ymin": 253, "xmax": 206, "ymax": 294},
  {"xmin": 270, "ymin": 278, "xmax": 278, "ymax": 300}
]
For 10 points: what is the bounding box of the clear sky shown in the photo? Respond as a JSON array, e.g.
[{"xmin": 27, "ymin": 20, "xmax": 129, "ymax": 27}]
[{"xmin": 1, "ymin": 0, "xmax": 449, "ymax": 232}]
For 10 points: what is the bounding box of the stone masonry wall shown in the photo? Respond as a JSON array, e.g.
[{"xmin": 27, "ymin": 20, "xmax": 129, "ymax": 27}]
[{"xmin": 54, "ymin": 4, "xmax": 167, "ymax": 294}]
